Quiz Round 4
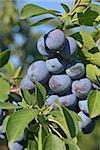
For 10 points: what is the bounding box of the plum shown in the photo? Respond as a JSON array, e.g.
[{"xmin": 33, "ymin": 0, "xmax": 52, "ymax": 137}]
[
  {"xmin": 58, "ymin": 94, "xmax": 77, "ymax": 106},
  {"xmin": 49, "ymin": 74, "xmax": 72, "ymax": 94},
  {"xmin": 78, "ymin": 111, "xmax": 95, "ymax": 134},
  {"xmin": 46, "ymin": 58, "xmax": 65, "ymax": 74},
  {"xmin": 78, "ymin": 111, "xmax": 91, "ymax": 130},
  {"xmin": 45, "ymin": 95, "xmax": 59, "ymax": 107},
  {"xmin": 66, "ymin": 63, "xmax": 85, "ymax": 79},
  {"xmin": 72, "ymin": 78, "xmax": 92, "ymax": 99},
  {"xmin": 27, "ymin": 60, "xmax": 50, "ymax": 83},
  {"xmin": 8, "ymin": 142, "xmax": 23, "ymax": 150},
  {"xmin": 78, "ymin": 100, "xmax": 89, "ymax": 114},
  {"xmin": 20, "ymin": 75, "xmax": 35, "ymax": 90},
  {"xmin": 45, "ymin": 29, "xmax": 65, "ymax": 51},
  {"xmin": 60, "ymin": 37, "xmax": 77, "ymax": 58},
  {"xmin": 37, "ymin": 35, "xmax": 48, "ymax": 56}
]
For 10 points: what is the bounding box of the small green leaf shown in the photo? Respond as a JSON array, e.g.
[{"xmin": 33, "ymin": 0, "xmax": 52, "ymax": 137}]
[
  {"xmin": 35, "ymin": 82, "xmax": 46, "ymax": 108},
  {"xmin": 0, "ymin": 50, "xmax": 10, "ymax": 68},
  {"xmin": 63, "ymin": 107, "xmax": 81, "ymax": 137},
  {"xmin": 88, "ymin": 47, "xmax": 99, "ymax": 54},
  {"xmin": 62, "ymin": 108, "xmax": 76, "ymax": 138},
  {"xmin": 14, "ymin": 67, "xmax": 22, "ymax": 78},
  {"xmin": 30, "ymin": 17, "xmax": 54, "ymax": 27},
  {"xmin": 0, "ymin": 102, "xmax": 21, "ymax": 109},
  {"xmin": 4, "ymin": 62, "xmax": 15, "ymax": 75},
  {"xmin": 43, "ymin": 134, "xmax": 66, "ymax": 150},
  {"xmin": 6, "ymin": 109, "xmax": 39, "ymax": 143},
  {"xmin": 2, "ymin": 115, "xmax": 10, "ymax": 132},
  {"xmin": 61, "ymin": 3, "xmax": 70, "ymax": 12},
  {"xmin": 90, "ymin": 52, "xmax": 100, "ymax": 67},
  {"xmin": 86, "ymin": 64, "xmax": 100, "ymax": 85},
  {"xmin": 65, "ymin": 139, "xmax": 80, "ymax": 150},
  {"xmin": 27, "ymin": 140, "xmax": 37, "ymax": 150},
  {"xmin": 0, "ymin": 72, "xmax": 8, "ymax": 79},
  {"xmin": 80, "ymin": 31, "xmax": 95, "ymax": 50},
  {"xmin": 0, "ymin": 78, "xmax": 11, "ymax": 102},
  {"xmin": 88, "ymin": 90, "xmax": 100, "ymax": 118},
  {"xmin": 38, "ymin": 125, "xmax": 42, "ymax": 150},
  {"xmin": 78, "ymin": 8, "xmax": 98, "ymax": 26},
  {"xmin": 48, "ymin": 101, "xmax": 72, "ymax": 139},
  {"xmin": 21, "ymin": 89, "xmax": 32, "ymax": 105},
  {"xmin": 20, "ymin": 4, "xmax": 60, "ymax": 19},
  {"xmin": 90, "ymin": 4, "xmax": 100, "ymax": 14}
]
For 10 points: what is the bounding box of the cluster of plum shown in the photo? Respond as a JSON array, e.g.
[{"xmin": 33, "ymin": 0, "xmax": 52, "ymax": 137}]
[
  {"xmin": 0, "ymin": 29, "xmax": 96, "ymax": 149},
  {"xmin": 20, "ymin": 29, "xmax": 96, "ymax": 134}
]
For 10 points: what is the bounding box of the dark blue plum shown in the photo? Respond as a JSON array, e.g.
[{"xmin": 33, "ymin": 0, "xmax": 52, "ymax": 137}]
[
  {"xmin": 72, "ymin": 78, "xmax": 92, "ymax": 99},
  {"xmin": 66, "ymin": 63, "xmax": 85, "ymax": 79},
  {"xmin": 49, "ymin": 74, "xmax": 72, "ymax": 94}
]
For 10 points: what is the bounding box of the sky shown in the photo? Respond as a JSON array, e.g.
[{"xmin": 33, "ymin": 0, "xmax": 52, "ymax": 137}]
[{"xmin": 17, "ymin": 0, "xmax": 75, "ymax": 10}]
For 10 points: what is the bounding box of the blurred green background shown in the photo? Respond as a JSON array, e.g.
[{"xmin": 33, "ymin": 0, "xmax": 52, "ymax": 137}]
[{"xmin": 0, "ymin": 0, "xmax": 100, "ymax": 149}]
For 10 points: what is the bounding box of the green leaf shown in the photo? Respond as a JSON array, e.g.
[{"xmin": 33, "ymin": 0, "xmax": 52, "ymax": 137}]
[
  {"xmin": 78, "ymin": 8, "xmax": 98, "ymax": 26},
  {"xmin": 6, "ymin": 109, "xmax": 39, "ymax": 143},
  {"xmin": 14, "ymin": 67, "xmax": 22, "ymax": 78},
  {"xmin": 10, "ymin": 92, "xmax": 22, "ymax": 102},
  {"xmin": 61, "ymin": 3, "xmax": 70, "ymax": 12},
  {"xmin": 87, "ymin": 90, "xmax": 100, "ymax": 118},
  {"xmin": 90, "ymin": 4, "xmax": 100, "ymax": 14},
  {"xmin": 4, "ymin": 62, "xmax": 15, "ymax": 75},
  {"xmin": 35, "ymin": 82, "xmax": 46, "ymax": 108},
  {"xmin": 90, "ymin": 52, "xmax": 100, "ymax": 67},
  {"xmin": 48, "ymin": 101, "xmax": 72, "ymax": 139},
  {"xmin": 63, "ymin": 107, "xmax": 81, "ymax": 137},
  {"xmin": 80, "ymin": 31, "xmax": 95, "ymax": 50},
  {"xmin": 2, "ymin": 115, "xmax": 10, "ymax": 132},
  {"xmin": 62, "ymin": 108, "xmax": 76, "ymax": 138},
  {"xmin": 27, "ymin": 140, "xmax": 37, "ymax": 150},
  {"xmin": 86, "ymin": 64, "xmax": 100, "ymax": 86},
  {"xmin": 38, "ymin": 125, "xmax": 42, "ymax": 150},
  {"xmin": 30, "ymin": 17, "xmax": 54, "ymax": 27},
  {"xmin": 65, "ymin": 139, "xmax": 80, "ymax": 150},
  {"xmin": 88, "ymin": 47, "xmax": 99, "ymax": 54},
  {"xmin": 43, "ymin": 134, "xmax": 66, "ymax": 150},
  {"xmin": 0, "ymin": 72, "xmax": 8, "ymax": 79},
  {"xmin": 0, "ymin": 78, "xmax": 11, "ymax": 102},
  {"xmin": 21, "ymin": 89, "xmax": 32, "ymax": 105},
  {"xmin": 0, "ymin": 50, "xmax": 10, "ymax": 68},
  {"xmin": 0, "ymin": 101, "xmax": 21, "ymax": 109},
  {"xmin": 20, "ymin": 4, "xmax": 60, "ymax": 19}
]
